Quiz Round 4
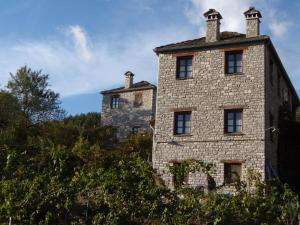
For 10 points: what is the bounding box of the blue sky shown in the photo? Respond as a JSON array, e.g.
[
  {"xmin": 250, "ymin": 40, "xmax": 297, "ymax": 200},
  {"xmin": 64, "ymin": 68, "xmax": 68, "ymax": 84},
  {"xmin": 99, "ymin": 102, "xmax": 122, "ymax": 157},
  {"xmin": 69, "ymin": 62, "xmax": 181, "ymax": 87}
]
[{"xmin": 0, "ymin": 0, "xmax": 299, "ymax": 115}]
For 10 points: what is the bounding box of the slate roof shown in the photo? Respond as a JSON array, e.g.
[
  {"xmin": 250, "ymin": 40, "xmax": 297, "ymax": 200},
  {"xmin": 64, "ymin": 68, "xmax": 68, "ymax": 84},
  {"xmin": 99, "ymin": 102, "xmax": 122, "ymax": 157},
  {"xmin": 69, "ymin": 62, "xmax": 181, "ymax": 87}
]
[
  {"xmin": 101, "ymin": 81, "xmax": 156, "ymax": 95},
  {"xmin": 154, "ymin": 31, "xmax": 269, "ymax": 53}
]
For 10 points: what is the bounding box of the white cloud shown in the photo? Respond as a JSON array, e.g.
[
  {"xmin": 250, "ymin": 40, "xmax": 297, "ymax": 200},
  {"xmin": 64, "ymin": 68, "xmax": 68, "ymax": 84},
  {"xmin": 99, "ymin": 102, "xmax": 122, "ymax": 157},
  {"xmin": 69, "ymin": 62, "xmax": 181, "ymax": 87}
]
[
  {"xmin": 269, "ymin": 20, "xmax": 292, "ymax": 37},
  {"xmin": 68, "ymin": 25, "xmax": 93, "ymax": 62},
  {"xmin": 0, "ymin": 25, "xmax": 193, "ymax": 97},
  {"xmin": 185, "ymin": 0, "xmax": 252, "ymax": 35},
  {"xmin": 184, "ymin": 0, "xmax": 293, "ymax": 38}
]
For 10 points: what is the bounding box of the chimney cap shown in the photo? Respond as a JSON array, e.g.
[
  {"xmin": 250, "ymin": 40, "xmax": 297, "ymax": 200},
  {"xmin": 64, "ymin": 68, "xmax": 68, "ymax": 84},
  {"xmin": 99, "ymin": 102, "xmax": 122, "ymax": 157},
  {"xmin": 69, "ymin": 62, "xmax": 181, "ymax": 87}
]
[
  {"xmin": 244, "ymin": 7, "xmax": 262, "ymax": 18},
  {"xmin": 124, "ymin": 71, "xmax": 134, "ymax": 77},
  {"xmin": 203, "ymin": 9, "xmax": 222, "ymax": 20}
]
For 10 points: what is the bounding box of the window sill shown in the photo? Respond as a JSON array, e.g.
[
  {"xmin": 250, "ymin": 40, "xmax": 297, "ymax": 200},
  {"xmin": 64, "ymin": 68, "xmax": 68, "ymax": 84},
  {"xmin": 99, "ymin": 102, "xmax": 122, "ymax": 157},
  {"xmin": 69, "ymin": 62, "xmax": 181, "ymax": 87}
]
[
  {"xmin": 176, "ymin": 77, "xmax": 193, "ymax": 80},
  {"xmin": 173, "ymin": 134, "xmax": 192, "ymax": 137},
  {"xmin": 224, "ymin": 182, "xmax": 239, "ymax": 187},
  {"xmin": 225, "ymin": 73, "xmax": 244, "ymax": 76},
  {"xmin": 224, "ymin": 132, "xmax": 244, "ymax": 136}
]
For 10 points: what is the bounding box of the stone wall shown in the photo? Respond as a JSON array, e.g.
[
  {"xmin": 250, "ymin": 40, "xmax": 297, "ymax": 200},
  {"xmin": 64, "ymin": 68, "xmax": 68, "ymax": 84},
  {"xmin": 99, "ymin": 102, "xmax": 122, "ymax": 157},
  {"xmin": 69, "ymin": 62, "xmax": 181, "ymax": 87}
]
[
  {"xmin": 101, "ymin": 88, "xmax": 156, "ymax": 139},
  {"xmin": 153, "ymin": 43, "xmax": 267, "ymax": 189},
  {"xmin": 265, "ymin": 46, "xmax": 298, "ymax": 175}
]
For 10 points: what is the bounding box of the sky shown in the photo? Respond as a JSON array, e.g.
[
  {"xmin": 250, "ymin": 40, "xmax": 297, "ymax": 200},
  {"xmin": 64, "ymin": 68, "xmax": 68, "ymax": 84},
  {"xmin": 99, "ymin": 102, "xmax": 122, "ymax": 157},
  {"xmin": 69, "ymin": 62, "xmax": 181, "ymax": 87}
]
[{"xmin": 0, "ymin": 0, "xmax": 299, "ymax": 115}]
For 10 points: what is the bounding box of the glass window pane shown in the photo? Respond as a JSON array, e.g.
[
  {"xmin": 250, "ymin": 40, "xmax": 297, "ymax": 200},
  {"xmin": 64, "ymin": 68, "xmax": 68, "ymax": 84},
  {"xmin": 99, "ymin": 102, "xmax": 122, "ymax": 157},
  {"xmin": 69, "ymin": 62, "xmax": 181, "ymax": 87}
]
[
  {"xmin": 228, "ymin": 61, "xmax": 235, "ymax": 67},
  {"xmin": 228, "ymin": 54, "xmax": 234, "ymax": 60},
  {"xmin": 187, "ymin": 59, "xmax": 192, "ymax": 66},
  {"xmin": 227, "ymin": 119, "xmax": 234, "ymax": 126},
  {"xmin": 177, "ymin": 128, "xmax": 183, "ymax": 134},
  {"xmin": 187, "ymin": 71, "xmax": 192, "ymax": 77},
  {"xmin": 180, "ymin": 66, "xmax": 186, "ymax": 72},
  {"xmin": 236, "ymin": 53, "xmax": 242, "ymax": 61},
  {"xmin": 185, "ymin": 121, "xmax": 190, "ymax": 128},
  {"xmin": 187, "ymin": 65, "xmax": 192, "ymax": 72},
  {"xmin": 178, "ymin": 114, "xmax": 184, "ymax": 121},
  {"xmin": 231, "ymin": 164, "xmax": 241, "ymax": 181},
  {"xmin": 236, "ymin": 66, "xmax": 242, "ymax": 73},
  {"xmin": 185, "ymin": 114, "xmax": 191, "ymax": 121},
  {"xmin": 227, "ymin": 126, "xmax": 234, "ymax": 133},
  {"xmin": 179, "ymin": 60, "xmax": 186, "ymax": 66},
  {"xmin": 228, "ymin": 67, "xmax": 234, "ymax": 73},
  {"xmin": 179, "ymin": 72, "xmax": 186, "ymax": 78},
  {"xmin": 236, "ymin": 60, "xmax": 242, "ymax": 67},
  {"xmin": 236, "ymin": 114, "xmax": 242, "ymax": 125},
  {"xmin": 236, "ymin": 125, "xmax": 242, "ymax": 132},
  {"xmin": 185, "ymin": 128, "xmax": 191, "ymax": 134},
  {"xmin": 177, "ymin": 121, "xmax": 183, "ymax": 128},
  {"xmin": 228, "ymin": 112, "xmax": 234, "ymax": 120}
]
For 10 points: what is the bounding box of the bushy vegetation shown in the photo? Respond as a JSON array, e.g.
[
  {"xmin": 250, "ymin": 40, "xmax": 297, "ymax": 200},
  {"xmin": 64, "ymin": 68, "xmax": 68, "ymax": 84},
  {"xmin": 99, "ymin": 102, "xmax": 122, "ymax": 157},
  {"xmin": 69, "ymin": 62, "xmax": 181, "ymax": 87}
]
[{"xmin": 0, "ymin": 66, "xmax": 299, "ymax": 224}]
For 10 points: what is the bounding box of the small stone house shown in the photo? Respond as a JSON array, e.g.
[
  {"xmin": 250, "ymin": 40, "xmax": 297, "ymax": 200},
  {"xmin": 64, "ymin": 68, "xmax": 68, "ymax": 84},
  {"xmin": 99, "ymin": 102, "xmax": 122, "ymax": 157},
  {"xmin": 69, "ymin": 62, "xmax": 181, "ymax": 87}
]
[
  {"xmin": 101, "ymin": 71, "xmax": 156, "ymax": 139},
  {"xmin": 152, "ymin": 7, "xmax": 299, "ymax": 190}
]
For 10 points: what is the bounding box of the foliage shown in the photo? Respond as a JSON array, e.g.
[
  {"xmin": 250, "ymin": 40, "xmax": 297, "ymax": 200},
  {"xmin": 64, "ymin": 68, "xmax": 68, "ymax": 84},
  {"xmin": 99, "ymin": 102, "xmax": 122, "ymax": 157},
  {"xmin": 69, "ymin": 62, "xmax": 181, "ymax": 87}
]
[
  {"xmin": 122, "ymin": 133, "xmax": 153, "ymax": 161},
  {"xmin": 73, "ymin": 155, "xmax": 173, "ymax": 225},
  {"xmin": 0, "ymin": 137, "xmax": 299, "ymax": 224},
  {"xmin": 0, "ymin": 91, "xmax": 24, "ymax": 129},
  {"xmin": 168, "ymin": 162, "xmax": 299, "ymax": 225},
  {"xmin": 168, "ymin": 160, "xmax": 216, "ymax": 191},
  {"xmin": 63, "ymin": 112, "xmax": 101, "ymax": 129}
]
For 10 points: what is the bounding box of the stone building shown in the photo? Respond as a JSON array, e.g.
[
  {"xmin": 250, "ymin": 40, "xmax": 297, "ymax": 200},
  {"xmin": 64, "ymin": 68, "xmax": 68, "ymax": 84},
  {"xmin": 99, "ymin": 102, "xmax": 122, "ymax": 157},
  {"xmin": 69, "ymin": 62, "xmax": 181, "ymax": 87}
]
[
  {"xmin": 101, "ymin": 71, "xmax": 156, "ymax": 139},
  {"xmin": 152, "ymin": 7, "xmax": 299, "ymax": 190}
]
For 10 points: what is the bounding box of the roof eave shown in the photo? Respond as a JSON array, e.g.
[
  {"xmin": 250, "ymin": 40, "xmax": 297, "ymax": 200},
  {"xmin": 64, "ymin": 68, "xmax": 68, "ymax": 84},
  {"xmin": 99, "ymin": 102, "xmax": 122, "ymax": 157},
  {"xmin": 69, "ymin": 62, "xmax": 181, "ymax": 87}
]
[
  {"xmin": 101, "ymin": 85, "xmax": 156, "ymax": 95},
  {"xmin": 154, "ymin": 36, "xmax": 270, "ymax": 54}
]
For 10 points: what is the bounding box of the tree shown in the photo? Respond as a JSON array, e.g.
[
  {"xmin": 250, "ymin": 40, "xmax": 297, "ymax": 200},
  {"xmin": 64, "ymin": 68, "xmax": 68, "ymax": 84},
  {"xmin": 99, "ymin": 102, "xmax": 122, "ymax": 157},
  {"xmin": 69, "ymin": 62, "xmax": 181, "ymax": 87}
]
[
  {"xmin": 63, "ymin": 112, "xmax": 101, "ymax": 129},
  {"xmin": 7, "ymin": 66, "xmax": 65, "ymax": 127},
  {"xmin": 0, "ymin": 91, "xmax": 23, "ymax": 129}
]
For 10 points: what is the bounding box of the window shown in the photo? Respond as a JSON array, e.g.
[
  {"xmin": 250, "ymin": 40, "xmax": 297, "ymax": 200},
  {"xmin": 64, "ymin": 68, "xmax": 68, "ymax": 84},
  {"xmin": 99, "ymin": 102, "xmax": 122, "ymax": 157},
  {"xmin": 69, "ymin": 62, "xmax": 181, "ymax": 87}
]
[
  {"xmin": 270, "ymin": 113, "xmax": 274, "ymax": 142},
  {"xmin": 224, "ymin": 163, "xmax": 241, "ymax": 184},
  {"xmin": 132, "ymin": 127, "xmax": 140, "ymax": 135},
  {"xmin": 134, "ymin": 93, "xmax": 143, "ymax": 107},
  {"xmin": 225, "ymin": 51, "xmax": 243, "ymax": 74},
  {"xmin": 283, "ymin": 89, "xmax": 289, "ymax": 102},
  {"xmin": 111, "ymin": 96, "xmax": 120, "ymax": 109},
  {"xmin": 224, "ymin": 109, "xmax": 242, "ymax": 133},
  {"xmin": 277, "ymin": 72, "xmax": 281, "ymax": 97},
  {"xmin": 270, "ymin": 59, "xmax": 274, "ymax": 86},
  {"xmin": 174, "ymin": 111, "xmax": 191, "ymax": 135},
  {"xmin": 173, "ymin": 162, "xmax": 189, "ymax": 188},
  {"xmin": 177, "ymin": 56, "xmax": 193, "ymax": 79}
]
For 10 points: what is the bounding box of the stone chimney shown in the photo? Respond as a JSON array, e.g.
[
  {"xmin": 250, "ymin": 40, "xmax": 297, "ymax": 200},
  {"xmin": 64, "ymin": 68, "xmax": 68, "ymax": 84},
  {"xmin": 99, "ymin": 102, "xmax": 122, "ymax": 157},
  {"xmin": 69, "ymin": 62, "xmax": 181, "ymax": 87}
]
[
  {"xmin": 203, "ymin": 9, "xmax": 222, "ymax": 42},
  {"xmin": 124, "ymin": 71, "xmax": 134, "ymax": 89},
  {"xmin": 244, "ymin": 7, "xmax": 262, "ymax": 38}
]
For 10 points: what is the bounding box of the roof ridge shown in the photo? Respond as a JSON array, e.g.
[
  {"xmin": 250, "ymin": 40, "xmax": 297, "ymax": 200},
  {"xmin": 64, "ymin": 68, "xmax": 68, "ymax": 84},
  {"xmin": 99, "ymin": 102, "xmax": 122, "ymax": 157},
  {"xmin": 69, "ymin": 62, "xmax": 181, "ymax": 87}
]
[{"xmin": 154, "ymin": 31, "xmax": 245, "ymax": 50}]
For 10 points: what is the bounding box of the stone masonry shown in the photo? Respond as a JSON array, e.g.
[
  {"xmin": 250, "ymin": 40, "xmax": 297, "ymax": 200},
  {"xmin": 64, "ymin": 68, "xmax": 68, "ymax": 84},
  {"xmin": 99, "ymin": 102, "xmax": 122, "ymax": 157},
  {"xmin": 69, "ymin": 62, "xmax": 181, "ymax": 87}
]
[
  {"xmin": 152, "ymin": 7, "xmax": 299, "ymax": 190},
  {"xmin": 101, "ymin": 72, "xmax": 156, "ymax": 139}
]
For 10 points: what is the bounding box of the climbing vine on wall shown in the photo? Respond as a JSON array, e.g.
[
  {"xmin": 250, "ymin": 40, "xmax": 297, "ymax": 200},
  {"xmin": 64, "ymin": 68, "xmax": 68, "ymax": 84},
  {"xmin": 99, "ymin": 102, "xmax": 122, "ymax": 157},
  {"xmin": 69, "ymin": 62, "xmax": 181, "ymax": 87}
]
[{"xmin": 168, "ymin": 160, "xmax": 216, "ymax": 190}]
